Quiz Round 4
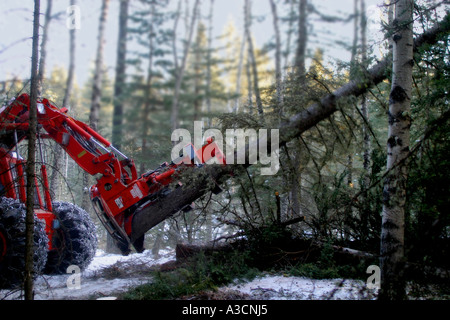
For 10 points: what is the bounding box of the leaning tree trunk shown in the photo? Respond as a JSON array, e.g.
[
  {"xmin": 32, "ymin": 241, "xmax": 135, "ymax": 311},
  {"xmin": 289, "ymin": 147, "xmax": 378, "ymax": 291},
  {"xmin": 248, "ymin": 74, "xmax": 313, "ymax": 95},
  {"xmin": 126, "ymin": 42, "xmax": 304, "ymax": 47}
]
[
  {"xmin": 25, "ymin": 0, "xmax": 41, "ymax": 301},
  {"xmin": 379, "ymin": 0, "xmax": 414, "ymax": 300},
  {"xmin": 129, "ymin": 12, "xmax": 450, "ymax": 246}
]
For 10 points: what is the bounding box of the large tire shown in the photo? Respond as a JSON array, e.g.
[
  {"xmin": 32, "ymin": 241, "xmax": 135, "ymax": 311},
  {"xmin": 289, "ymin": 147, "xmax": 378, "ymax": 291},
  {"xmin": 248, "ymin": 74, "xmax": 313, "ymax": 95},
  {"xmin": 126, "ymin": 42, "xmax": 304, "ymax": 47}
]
[
  {"xmin": 45, "ymin": 202, "xmax": 97, "ymax": 274},
  {"xmin": 0, "ymin": 197, "xmax": 48, "ymax": 289}
]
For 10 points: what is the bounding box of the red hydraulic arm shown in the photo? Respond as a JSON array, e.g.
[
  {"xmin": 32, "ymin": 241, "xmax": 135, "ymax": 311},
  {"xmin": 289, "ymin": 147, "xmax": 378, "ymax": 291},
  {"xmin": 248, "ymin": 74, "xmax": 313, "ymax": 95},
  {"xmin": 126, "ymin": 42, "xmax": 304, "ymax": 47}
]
[{"xmin": 0, "ymin": 93, "xmax": 226, "ymax": 254}]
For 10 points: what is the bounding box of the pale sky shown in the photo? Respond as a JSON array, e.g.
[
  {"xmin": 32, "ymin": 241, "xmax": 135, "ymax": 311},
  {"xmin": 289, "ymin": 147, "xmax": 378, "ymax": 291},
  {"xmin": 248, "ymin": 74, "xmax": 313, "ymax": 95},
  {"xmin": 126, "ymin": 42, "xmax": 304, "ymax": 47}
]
[{"xmin": 0, "ymin": 0, "xmax": 385, "ymax": 86}]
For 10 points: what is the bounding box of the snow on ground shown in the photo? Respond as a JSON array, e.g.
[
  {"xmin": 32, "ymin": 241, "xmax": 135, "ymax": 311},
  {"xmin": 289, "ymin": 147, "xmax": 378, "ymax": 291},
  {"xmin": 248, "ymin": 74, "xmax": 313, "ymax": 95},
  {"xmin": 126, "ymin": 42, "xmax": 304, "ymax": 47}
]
[
  {"xmin": 30, "ymin": 249, "xmax": 174, "ymax": 300},
  {"xmin": 0, "ymin": 249, "xmax": 378, "ymax": 300},
  {"xmin": 0, "ymin": 249, "xmax": 173, "ymax": 300},
  {"xmin": 220, "ymin": 275, "xmax": 378, "ymax": 300}
]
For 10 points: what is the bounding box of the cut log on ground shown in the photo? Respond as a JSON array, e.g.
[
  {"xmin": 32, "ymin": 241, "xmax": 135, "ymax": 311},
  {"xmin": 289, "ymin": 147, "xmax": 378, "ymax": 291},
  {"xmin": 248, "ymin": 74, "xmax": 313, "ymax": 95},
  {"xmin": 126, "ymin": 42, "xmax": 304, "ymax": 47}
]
[
  {"xmin": 174, "ymin": 237, "xmax": 378, "ymax": 268},
  {"xmin": 174, "ymin": 239, "xmax": 450, "ymax": 283}
]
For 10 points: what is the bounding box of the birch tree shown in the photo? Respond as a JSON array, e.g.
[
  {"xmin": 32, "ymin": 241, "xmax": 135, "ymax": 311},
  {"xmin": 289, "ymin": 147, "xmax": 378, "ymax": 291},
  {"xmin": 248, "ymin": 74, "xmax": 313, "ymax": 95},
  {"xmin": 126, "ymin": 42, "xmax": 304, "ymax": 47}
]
[{"xmin": 379, "ymin": 0, "xmax": 414, "ymax": 300}]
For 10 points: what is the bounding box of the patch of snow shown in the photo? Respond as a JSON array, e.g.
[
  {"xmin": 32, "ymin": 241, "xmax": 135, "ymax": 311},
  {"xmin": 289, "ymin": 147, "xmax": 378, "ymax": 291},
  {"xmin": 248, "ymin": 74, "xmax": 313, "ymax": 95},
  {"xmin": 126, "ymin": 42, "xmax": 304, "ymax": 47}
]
[
  {"xmin": 0, "ymin": 249, "xmax": 175, "ymax": 300},
  {"xmin": 221, "ymin": 275, "xmax": 379, "ymax": 300},
  {"xmin": 83, "ymin": 248, "xmax": 172, "ymax": 276},
  {"xmin": 1, "ymin": 249, "xmax": 379, "ymax": 300},
  {"xmin": 32, "ymin": 274, "xmax": 148, "ymax": 300}
]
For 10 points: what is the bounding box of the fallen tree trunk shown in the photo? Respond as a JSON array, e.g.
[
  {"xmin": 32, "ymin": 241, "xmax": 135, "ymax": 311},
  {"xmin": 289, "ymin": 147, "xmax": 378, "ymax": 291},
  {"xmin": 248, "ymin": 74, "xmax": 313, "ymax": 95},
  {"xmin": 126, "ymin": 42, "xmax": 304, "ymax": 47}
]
[
  {"xmin": 130, "ymin": 13, "xmax": 450, "ymax": 243},
  {"xmin": 174, "ymin": 237, "xmax": 377, "ymax": 267},
  {"xmin": 175, "ymin": 239, "xmax": 450, "ymax": 282}
]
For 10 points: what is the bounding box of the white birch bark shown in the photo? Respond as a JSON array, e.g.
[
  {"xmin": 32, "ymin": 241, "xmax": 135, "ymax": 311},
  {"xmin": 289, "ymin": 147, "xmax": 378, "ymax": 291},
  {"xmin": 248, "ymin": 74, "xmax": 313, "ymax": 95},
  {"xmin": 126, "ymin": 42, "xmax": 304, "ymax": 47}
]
[{"xmin": 380, "ymin": 0, "xmax": 414, "ymax": 300}]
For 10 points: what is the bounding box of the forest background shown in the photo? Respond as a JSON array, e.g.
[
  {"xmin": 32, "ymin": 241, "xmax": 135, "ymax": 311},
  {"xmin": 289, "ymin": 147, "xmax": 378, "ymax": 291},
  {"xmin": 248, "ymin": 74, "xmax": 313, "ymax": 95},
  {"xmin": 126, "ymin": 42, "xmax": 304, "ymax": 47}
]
[{"xmin": 0, "ymin": 0, "xmax": 449, "ymax": 300}]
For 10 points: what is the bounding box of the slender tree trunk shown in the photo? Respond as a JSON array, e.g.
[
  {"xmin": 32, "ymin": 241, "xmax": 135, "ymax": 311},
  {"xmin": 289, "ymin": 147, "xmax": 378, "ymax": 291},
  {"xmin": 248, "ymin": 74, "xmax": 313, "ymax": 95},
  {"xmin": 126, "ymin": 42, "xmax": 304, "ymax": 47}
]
[
  {"xmin": 233, "ymin": 32, "xmax": 246, "ymax": 113},
  {"xmin": 269, "ymin": 0, "xmax": 283, "ymax": 112},
  {"xmin": 379, "ymin": 0, "xmax": 414, "ymax": 300},
  {"xmin": 347, "ymin": 0, "xmax": 359, "ymax": 187},
  {"xmin": 88, "ymin": 0, "xmax": 114, "ymax": 252},
  {"xmin": 51, "ymin": 0, "xmax": 74, "ymax": 197},
  {"xmin": 202, "ymin": 0, "xmax": 215, "ymax": 241},
  {"xmin": 360, "ymin": 0, "xmax": 371, "ymax": 188},
  {"xmin": 283, "ymin": 0, "xmax": 296, "ymax": 70},
  {"xmin": 139, "ymin": 4, "xmax": 163, "ymax": 251},
  {"xmin": 168, "ymin": 0, "xmax": 201, "ymax": 250},
  {"xmin": 193, "ymin": 24, "xmax": 202, "ymax": 122},
  {"xmin": 62, "ymin": 0, "xmax": 76, "ymax": 109},
  {"xmin": 112, "ymin": 0, "xmax": 129, "ymax": 150},
  {"xmin": 89, "ymin": 0, "xmax": 109, "ymax": 132},
  {"xmin": 140, "ymin": 3, "xmax": 156, "ymax": 175},
  {"xmin": 295, "ymin": 0, "xmax": 307, "ymax": 80},
  {"xmin": 37, "ymin": 0, "xmax": 52, "ymax": 98},
  {"xmin": 290, "ymin": 0, "xmax": 308, "ymax": 218},
  {"xmin": 81, "ymin": 0, "xmax": 109, "ymax": 215},
  {"xmin": 246, "ymin": 39, "xmax": 253, "ymax": 114},
  {"xmin": 25, "ymin": 0, "xmax": 40, "ymax": 301},
  {"xmin": 205, "ymin": 0, "xmax": 214, "ymax": 124},
  {"xmin": 172, "ymin": 0, "xmax": 182, "ymax": 75},
  {"xmin": 143, "ymin": 11, "xmax": 158, "ymax": 250},
  {"xmin": 244, "ymin": 0, "xmax": 264, "ymax": 118},
  {"xmin": 387, "ymin": 1, "xmax": 395, "ymax": 53},
  {"xmin": 350, "ymin": 0, "xmax": 360, "ymax": 78},
  {"xmin": 170, "ymin": 0, "xmax": 201, "ymax": 132}
]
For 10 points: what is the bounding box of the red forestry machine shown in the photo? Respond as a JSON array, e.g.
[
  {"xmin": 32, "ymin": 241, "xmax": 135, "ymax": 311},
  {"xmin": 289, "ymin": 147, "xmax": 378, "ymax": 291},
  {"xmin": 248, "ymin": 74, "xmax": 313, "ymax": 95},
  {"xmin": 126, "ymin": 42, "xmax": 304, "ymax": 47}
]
[{"xmin": 0, "ymin": 93, "xmax": 225, "ymax": 288}]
